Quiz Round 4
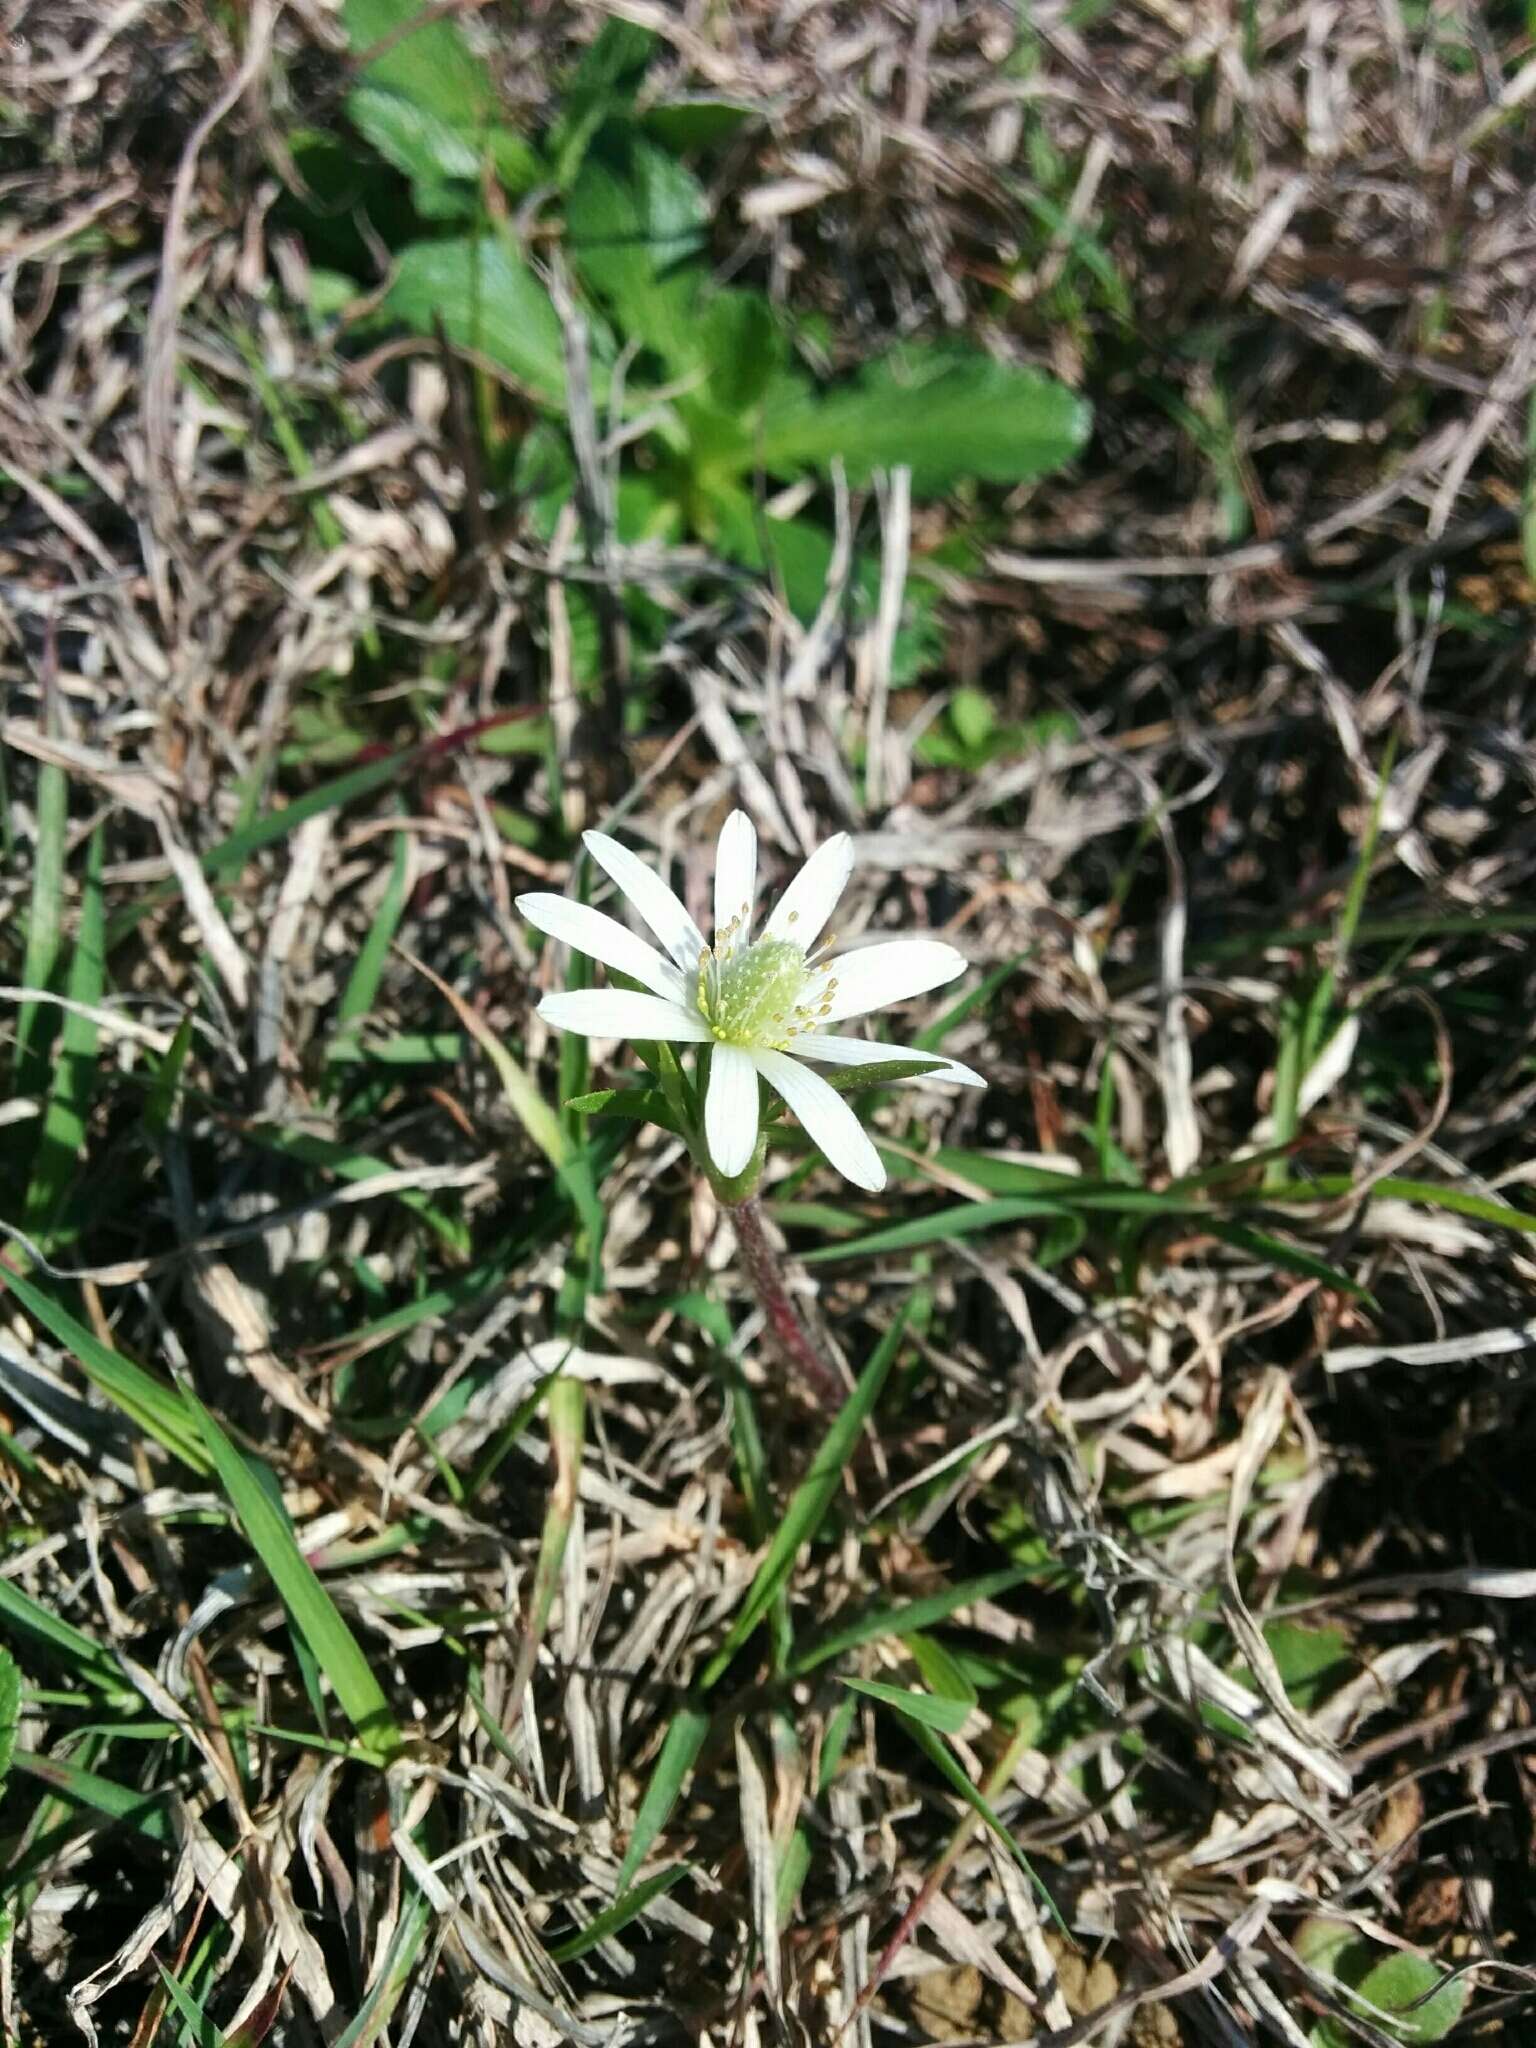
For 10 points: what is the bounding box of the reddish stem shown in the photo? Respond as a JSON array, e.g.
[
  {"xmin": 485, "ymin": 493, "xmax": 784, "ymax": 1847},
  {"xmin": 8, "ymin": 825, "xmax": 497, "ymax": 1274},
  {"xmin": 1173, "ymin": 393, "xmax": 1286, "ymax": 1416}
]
[{"xmin": 731, "ymin": 1197, "xmax": 844, "ymax": 1415}]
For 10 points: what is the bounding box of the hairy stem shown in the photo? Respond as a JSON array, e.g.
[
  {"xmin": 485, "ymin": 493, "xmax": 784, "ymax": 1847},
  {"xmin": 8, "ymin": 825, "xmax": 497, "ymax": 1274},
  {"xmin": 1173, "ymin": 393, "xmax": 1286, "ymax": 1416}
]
[{"xmin": 731, "ymin": 1196, "xmax": 844, "ymax": 1414}]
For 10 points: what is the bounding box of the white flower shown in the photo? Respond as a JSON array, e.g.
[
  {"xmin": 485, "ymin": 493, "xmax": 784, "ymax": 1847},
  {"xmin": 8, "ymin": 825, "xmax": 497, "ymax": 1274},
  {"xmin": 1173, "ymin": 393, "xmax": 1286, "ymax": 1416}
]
[{"xmin": 517, "ymin": 810, "xmax": 983, "ymax": 1192}]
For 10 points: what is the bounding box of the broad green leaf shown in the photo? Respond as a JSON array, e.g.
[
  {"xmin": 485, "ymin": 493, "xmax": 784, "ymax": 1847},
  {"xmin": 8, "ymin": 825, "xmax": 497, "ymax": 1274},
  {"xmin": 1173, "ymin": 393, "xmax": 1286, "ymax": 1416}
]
[
  {"xmin": 699, "ymin": 289, "xmax": 782, "ymax": 411},
  {"xmin": 380, "ymin": 238, "xmax": 569, "ymax": 404},
  {"xmin": 181, "ymin": 1386, "xmax": 402, "ymax": 1762},
  {"xmin": 1256, "ymin": 1621, "xmax": 1352, "ymax": 1712},
  {"xmin": 344, "ymin": 0, "xmax": 495, "ymax": 119},
  {"xmin": 842, "ymin": 1675, "xmax": 973, "ymax": 1734},
  {"xmin": 566, "ymin": 131, "xmax": 708, "ymax": 362},
  {"xmin": 754, "ymin": 344, "xmax": 1090, "ymax": 492},
  {"xmin": 948, "ymin": 686, "xmax": 995, "ymax": 751},
  {"xmin": 347, "ymin": 90, "xmax": 537, "ymax": 214},
  {"xmin": 1297, "ymin": 1918, "xmax": 1469, "ymax": 2046}
]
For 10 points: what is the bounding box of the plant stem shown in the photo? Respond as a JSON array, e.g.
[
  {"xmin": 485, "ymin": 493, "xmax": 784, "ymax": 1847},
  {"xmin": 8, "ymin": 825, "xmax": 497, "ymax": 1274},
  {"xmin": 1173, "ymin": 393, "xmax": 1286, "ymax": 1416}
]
[{"xmin": 730, "ymin": 1196, "xmax": 844, "ymax": 1414}]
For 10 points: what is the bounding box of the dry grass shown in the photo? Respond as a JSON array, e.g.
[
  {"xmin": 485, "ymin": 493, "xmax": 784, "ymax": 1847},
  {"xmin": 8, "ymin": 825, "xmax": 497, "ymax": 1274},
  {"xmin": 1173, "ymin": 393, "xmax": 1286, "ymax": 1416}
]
[{"xmin": 2, "ymin": 3, "xmax": 1536, "ymax": 2045}]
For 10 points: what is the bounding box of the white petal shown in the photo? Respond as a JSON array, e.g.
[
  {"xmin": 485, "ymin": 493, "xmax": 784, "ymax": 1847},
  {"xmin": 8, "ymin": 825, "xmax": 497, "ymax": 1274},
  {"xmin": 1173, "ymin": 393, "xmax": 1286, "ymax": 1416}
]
[
  {"xmin": 754, "ymin": 1050, "xmax": 886, "ymax": 1192},
  {"xmin": 537, "ymin": 989, "xmax": 711, "ymax": 1042},
  {"xmin": 791, "ymin": 1031, "xmax": 985, "ymax": 1087},
  {"xmin": 517, "ymin": 894, "xmax": 686, "ymax": 1001},
  {"xmin": 809, "ymin": 940, "xmax": 967, "ymax": 1024},
  {"xmin": 762, "ymin": 833, "xmax": 854, "ymax": 951},
  {"xmin": 582, "ymin": 830, "xmax": 706, "ymax": 974},
  {"xmin": 705, "ymin": 1043, "xmax": 759, "ymax": 1177},
  {"xmin": 713, "ymin": 809, "xmax": 758, "ymax": 948}
]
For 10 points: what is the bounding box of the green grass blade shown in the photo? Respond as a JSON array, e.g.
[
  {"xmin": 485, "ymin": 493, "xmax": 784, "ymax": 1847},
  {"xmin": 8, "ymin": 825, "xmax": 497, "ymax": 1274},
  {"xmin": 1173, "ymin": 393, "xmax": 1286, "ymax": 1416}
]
[
  {"xmin": 1265, "ymin": 1175, "xmax": 1536, "ymax": 1235},
  {"xmin": 1209, "ymin": 1221, "xmax": 1372, "ymax": 1300},
  {"xmin": 0, "ymin": 1578, "xmax": 125, "ymax": 1696},
  {"xmin": 701, "ymin": 1303, "xmax": 912, "ymax": 1685},
  {"xmin": 25, "ymin": 826, "xmax": 105, "ymax": 1236},
  {"xmin": 788, "ymin": 1567, "xmax": 1032, "ymax": 1677},
  {"xmin": 615, "ymin": 1700, "xmax": 710, "ymax": 1893},
  {"xmin": 842, "ymin": 1676, "xmax": 973, "ymax": 1734},
  {"xmin": 330, "ymin": 1867, "xmax": 433, "ymax": 2048},
  {"xmin": 179, "ymin": 1385, "xmax": 402, "ymax": 1762},
  {"xmin": 0, "ymin": 1266, "xmax": 209, "ymax": 1473},
  {"xmin": 14, "ymin": 753, "xmax": 67, "ymax": 1097},
  {"xmin": 334, "ymin": 825, "xmax": 410, "ymax": 1034},
  {"xmin": 548, "ymin": 1862, "xmax": 689, "ymax": 1962},
  {"xmin": 800, "ymin": 1198, "xmax": 1068, "ymax": 1263},
  {"xmin": 0, "ymin": 1647, "xmax": 21, "ymax": 1797},
  {"xmin": 9, "ymin": 1748, "xmax": 170, "ymax": 1840},
  {"xmin": 156, "ymin": 1961, "xmax": 222, "ymax": 2048}
]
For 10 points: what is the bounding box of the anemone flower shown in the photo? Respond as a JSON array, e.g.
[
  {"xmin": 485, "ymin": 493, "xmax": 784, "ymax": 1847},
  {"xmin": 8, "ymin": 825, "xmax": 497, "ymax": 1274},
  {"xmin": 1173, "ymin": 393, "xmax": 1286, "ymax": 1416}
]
[{"xmin": 517, "ymin": 811, "xmax": 982, "ymax": 1192}]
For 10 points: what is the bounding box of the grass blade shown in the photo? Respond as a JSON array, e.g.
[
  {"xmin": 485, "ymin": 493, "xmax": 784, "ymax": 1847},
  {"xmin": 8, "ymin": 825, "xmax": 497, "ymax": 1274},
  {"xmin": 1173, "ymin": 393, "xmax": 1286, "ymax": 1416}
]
[
  {"xmin": 615, "ymin": 1701, "xmax": 710, "ymax": 1892},
  {"xmin": 548, "ymin": 1863, "xmax": 689, "ymax": 1962},
  {"xmin": 842, "ymin": 1675, "xmax": 973, "ymax": 1734},
  {"xmin": 0, "ymin": 1266, "xmax": 209, "ymax": 1474},
  {"xmin": 179, "ymin": 1384, "xmax": 402, "ymax": 1762},
  {"xmin": 14, "ymin": 751, "xmax": 67, "ymax": 1097},
  {"xmin": 25, "ymin": 826, "xmax": 105, "ymax": 1237},
  {"xmin": 701, "ymin": 1302, "xmax": 912, "ymax": 1684}
]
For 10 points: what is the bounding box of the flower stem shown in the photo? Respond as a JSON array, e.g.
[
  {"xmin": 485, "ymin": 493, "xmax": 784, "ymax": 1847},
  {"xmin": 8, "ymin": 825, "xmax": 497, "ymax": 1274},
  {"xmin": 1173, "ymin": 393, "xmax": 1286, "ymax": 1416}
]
[{"xmin": 730, "ymin": 1196, "xmax": 844, "ymax": 1414}]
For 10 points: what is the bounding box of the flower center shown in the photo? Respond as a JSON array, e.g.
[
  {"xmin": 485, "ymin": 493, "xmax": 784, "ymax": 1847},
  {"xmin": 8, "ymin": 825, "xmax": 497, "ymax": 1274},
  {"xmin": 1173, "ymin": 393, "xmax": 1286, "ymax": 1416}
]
[{"xmin": 698, "ymin": 936, "xmax": 813, "ymax": 1048}]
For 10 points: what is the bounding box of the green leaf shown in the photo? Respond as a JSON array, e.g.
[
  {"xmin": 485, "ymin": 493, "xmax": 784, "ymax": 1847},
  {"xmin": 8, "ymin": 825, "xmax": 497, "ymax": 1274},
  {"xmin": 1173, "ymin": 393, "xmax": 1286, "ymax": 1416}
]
[
  {"xmin": 788, "ymin": 1567, "xmax": 1033, "ymax": 1677},
  {"xmin": 1297, "ymin": 1919, "xmax": 1469, "ymax": 2046},
  {"xmin": 10, "ymin": 1748, "xmax": 170, "ymax": 1841},
  {"xmin": 345, "ymin": 0, "xmax": 493, "ymax": 119},
  {"xmin": 753, "ymin": 344, "xmax": 1090, "ymax": 492},
  {"xmin": 380, "ymin": 237, "xmax": 569, "ymax": 404},
  {"xmin": 548, "ymin": 1862, "xmax": 689, "ymax": 1962},
  {"xmin": 800, "ymin": 1197, "xmax": 1072, "ymax": 1264},
  {"xmin": 14, "ymin": 751, "xmax": 66, "ymax": 1096},
  {"xmin": 566, "ymin": 131, "xmax": 708, "ymax": 362},
  {"xmin": 180, "ymin": 1386, "xmax": 402, "ymax": 1762},
  {"xmin": 25, "ymin": 826, "xmax": 105, "ymax": 1236},
  {"xmin": 0, "ymin": 1579, "xmax": 124, "ymax": 1696},
  {"xmin": 335, "ymin": 825, "xmax": 410, "ymax": 1033},
  {"xmin": 1269, "ymin": 1175, "xmax": 1536, "ymax": 1236},
  {"xmin": 643, "ymin": 97, "xmax": 758, "ymax": 150},
  {"xmin": 156, "ymin": 1963, "xmax": 222, "ymax": 2048},
  {"xmin": 701, "ymin": 1305, "xmax": 912, "ymax": 1686},
  {"xmin": 842, "ymin": 1675, "xmax": 973, "ymax": 1734},
  {"xmin": 948, "ymin": 686, "xmax": 995, "ymax": 751},
  {"xmin": 1208, "ymin": 1222, "xmax": 1371, "ymax": 1300},
  {"xmin": 329, "ymin": 1867, "xmax": 433, "ymax": 2048},
  {"xmin": 0, "ymin": 1267, "xmax": 209, "ymax": 1474},
  {"xmin": 564, "ymin": 1089, "xmax": 617, "ymax": 1114},
  {"xmin": 0, "ymin": 1647, "xmax": 21, "ymax": 1798},
  {"xmin": 699, "ymin": 289, "xmax": 782, "ymax": 411},
  {"xmin": 615, "ymin": 1701, "xmax": 710, "ymax": 1892}
]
